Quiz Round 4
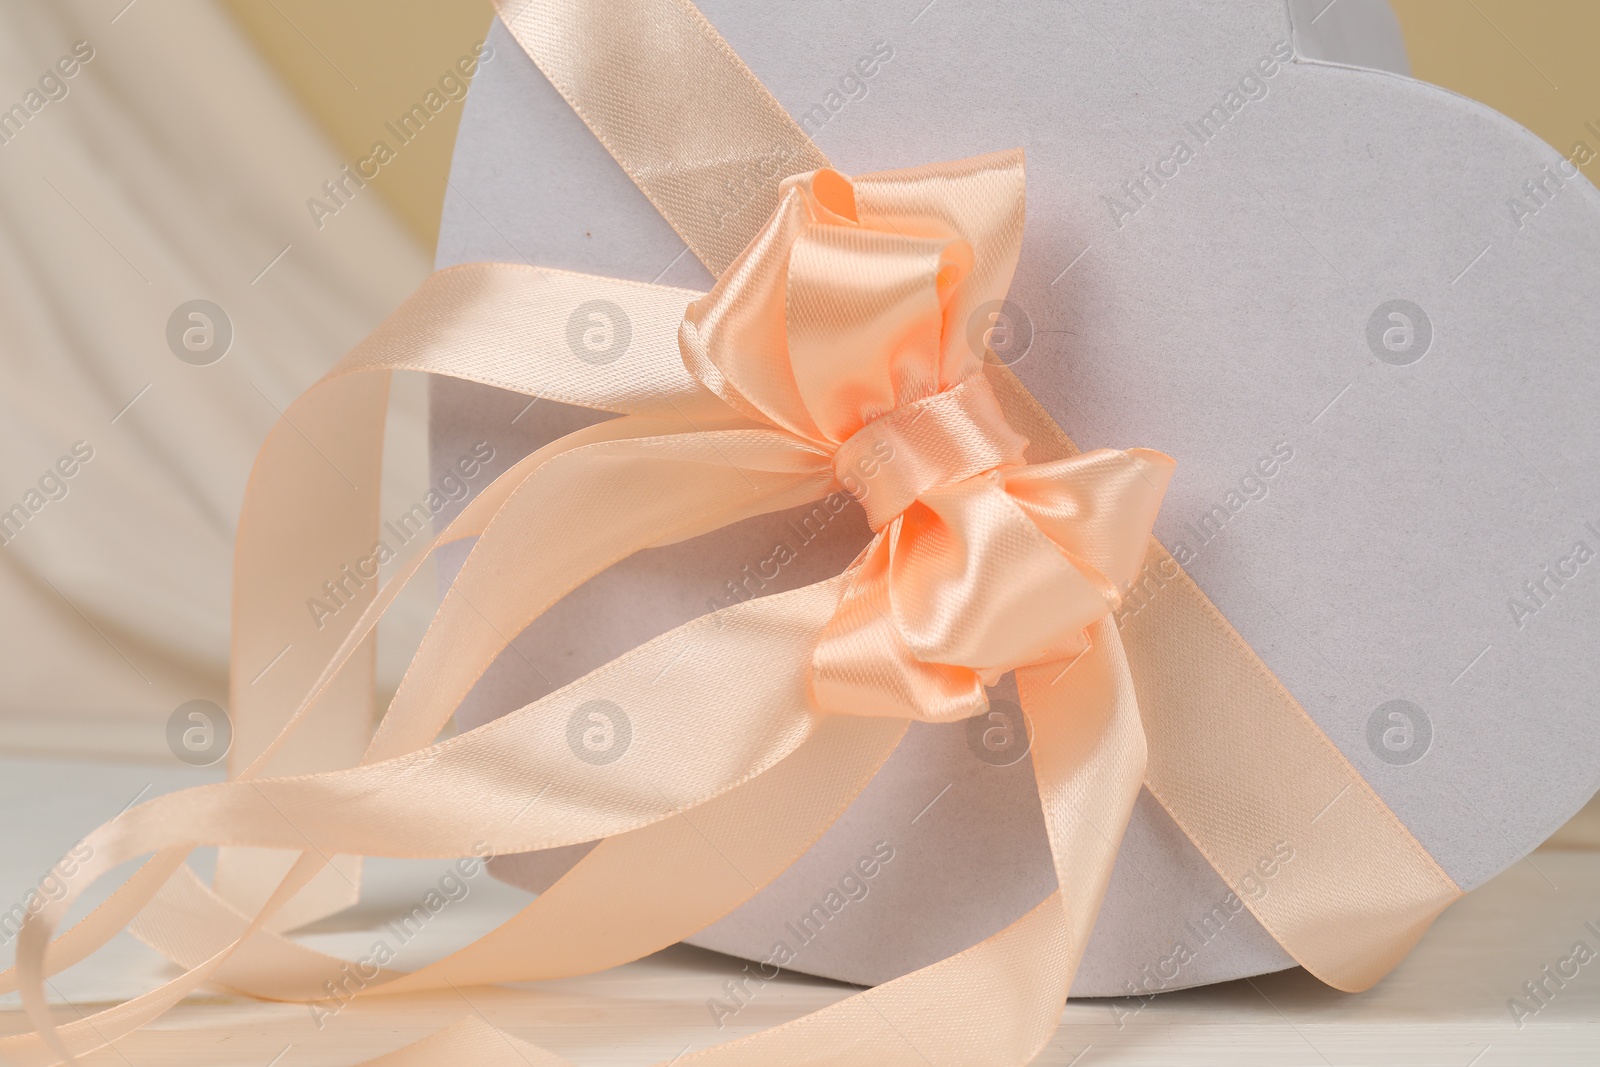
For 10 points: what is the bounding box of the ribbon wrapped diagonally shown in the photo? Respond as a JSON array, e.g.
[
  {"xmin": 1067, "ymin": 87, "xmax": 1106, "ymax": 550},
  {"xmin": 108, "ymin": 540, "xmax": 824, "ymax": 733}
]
[{"xmin": 3, "ymin": 0, "xmax": 1464, "ymax": 1062}]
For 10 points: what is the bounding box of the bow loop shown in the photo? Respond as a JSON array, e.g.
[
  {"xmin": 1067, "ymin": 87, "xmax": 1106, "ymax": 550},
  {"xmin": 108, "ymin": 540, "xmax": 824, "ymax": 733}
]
[
  {"xmin": 813, "ymin": 447, "xmax": 1174, "ymax": 722},
  {"xmin": 679, "ymin": 152, "xmax": 1026, "ymax": 451}
]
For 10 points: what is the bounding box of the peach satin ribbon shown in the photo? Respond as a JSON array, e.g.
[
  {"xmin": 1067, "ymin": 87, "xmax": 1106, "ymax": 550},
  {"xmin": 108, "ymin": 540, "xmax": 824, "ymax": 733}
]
[
  {"xmin": 5, "ymin": 1, "xmax": 1461, "ymax": 1064},
  {"xmin": 8, "ymin": 148, "xmax": 1165, "ymax": 1067}
]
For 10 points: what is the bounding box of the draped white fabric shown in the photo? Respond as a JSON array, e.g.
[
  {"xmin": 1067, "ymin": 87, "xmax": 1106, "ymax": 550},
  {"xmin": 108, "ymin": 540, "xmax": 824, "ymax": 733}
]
[{"xmin": 0, "ymin": 0, "xmax": 432, "ymax": 757}]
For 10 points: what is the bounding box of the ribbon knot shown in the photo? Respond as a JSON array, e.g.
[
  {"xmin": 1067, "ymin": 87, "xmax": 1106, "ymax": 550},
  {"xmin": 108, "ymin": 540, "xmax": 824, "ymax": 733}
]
[
  {"xmin": 833, "ymin": 376, "xmax": 1029, "ymax": 530},
  {"xmin": 679, "ymin": 151, "xmax": 1176, "ymax": 722}
]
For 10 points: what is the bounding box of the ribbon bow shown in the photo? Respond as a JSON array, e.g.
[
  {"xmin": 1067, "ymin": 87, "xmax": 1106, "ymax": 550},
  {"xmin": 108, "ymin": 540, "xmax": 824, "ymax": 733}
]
[{"xmin": 681, "ymin": 154, "xmax": 1173, "ymax": 722}]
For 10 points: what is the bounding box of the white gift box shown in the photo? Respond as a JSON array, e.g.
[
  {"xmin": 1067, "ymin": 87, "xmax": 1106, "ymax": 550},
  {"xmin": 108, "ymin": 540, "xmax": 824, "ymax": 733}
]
[{"xmin": 429, "ymin": 0, "xmax": 1600, "ymax": 994}]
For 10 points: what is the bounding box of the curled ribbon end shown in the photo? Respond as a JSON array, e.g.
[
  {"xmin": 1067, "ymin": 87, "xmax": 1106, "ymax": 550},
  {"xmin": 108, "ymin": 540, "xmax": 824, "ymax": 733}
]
[
  {"xmin": 808, "ymin": 167, "xmax": 859, "ymax": 224},
  {"xmin": 1126, "ymin": 446, "xmax": 1177, "ymax": 480}
]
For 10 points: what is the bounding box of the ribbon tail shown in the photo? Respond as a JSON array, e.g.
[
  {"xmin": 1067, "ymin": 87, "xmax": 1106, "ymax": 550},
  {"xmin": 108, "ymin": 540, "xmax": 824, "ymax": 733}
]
[
  {"xmin": 0, "ymin": 851, "xmax": 186, "ymax": 995},
  {"xmin": 587, "ymin": 624, "xmax": 1144, "ymax": 1067},
  {"xmin": 377, "ymin": 713, "xmax": 905, "ymax": 992},
  {"xmin": 3, "ymin": 410, "xmax": 782, "ymax": 1001},
  {"xmin": 1017, "ymin": 618, "xmax": 1148, "ymax": 985},
  {"xmin": 13, "ymin": 853, "xmax": 331, "ymax": 1067},
  {"xmin": 5, "ymin": 577, "xmax": 853, "ymax": 1065},
  {"xmin": 366, "ymin": 424, "xmax": 832, "ymax": 772},
  {"xmin": 246, "ymin": 409, "xmax": 688, "ymax": 782},
  {"xmin": 16, "ymin": 351, "xmax": 830, "ymax": 1050},
  {"xmin": 220, "ymin": 259, "xmax": 727, "ymax": 929},
  {"xmin": 125, "ymin": 861, "xmax": 405, "ymax": 1001},
  {"xmin": 221, "ymin": 368, "xmax": 386, "ymax": 931},
  {"xmin": 221, "ymin": 407, "xmax": 824, "ymax": 950},
  {"xmin": 117, "ymin": 711, "xmax": 905, "ymax": 1001},
  {"xmin": 1119, "ymin": 544, "xmax": 1463, "ymax": 991}
]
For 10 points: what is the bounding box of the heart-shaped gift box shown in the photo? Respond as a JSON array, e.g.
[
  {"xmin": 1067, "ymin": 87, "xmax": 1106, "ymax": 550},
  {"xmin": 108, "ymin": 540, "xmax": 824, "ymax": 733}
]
[
  {"xmin": 11, "ymin": 5, "xmax": 1600, "ymax": 1066},
  {"xmin": 429, "ymin": 0, "xmax": 1600, "ymax": 995}
]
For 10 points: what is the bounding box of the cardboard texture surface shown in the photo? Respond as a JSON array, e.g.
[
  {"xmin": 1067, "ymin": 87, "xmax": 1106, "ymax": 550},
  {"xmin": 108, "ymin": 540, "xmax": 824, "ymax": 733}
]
[{"xmin": 430, "ymin": 0, "xmax": 1600, "ymax": 994}]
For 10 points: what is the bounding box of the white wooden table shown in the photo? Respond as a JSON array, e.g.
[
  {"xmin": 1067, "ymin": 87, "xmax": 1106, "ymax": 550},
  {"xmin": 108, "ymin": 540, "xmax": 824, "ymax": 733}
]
[{"xmin": 3, "ymin": 757, "xmax": 1596, "ymax": 1065}]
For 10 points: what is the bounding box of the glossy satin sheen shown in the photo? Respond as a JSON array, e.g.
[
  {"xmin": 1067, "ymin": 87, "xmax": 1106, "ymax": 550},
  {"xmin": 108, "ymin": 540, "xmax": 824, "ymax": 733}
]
[{"xmin": 3, "ymin": 0, "xmax": 1463, "ymax": 1064}]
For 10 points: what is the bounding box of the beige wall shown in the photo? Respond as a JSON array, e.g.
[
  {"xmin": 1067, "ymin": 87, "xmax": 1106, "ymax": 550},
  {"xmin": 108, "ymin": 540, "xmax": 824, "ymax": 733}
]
[
  {"xmin": 224, "ymin": 2, "xmax": 1600, "ymax": 252},
  {"xmin": 223, "ymin": 0, "xmax": 493, "ymax": 249},
  {"xmin": 1392, "ymin": 0, "xmax": 1600, "ymax": 184}
]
